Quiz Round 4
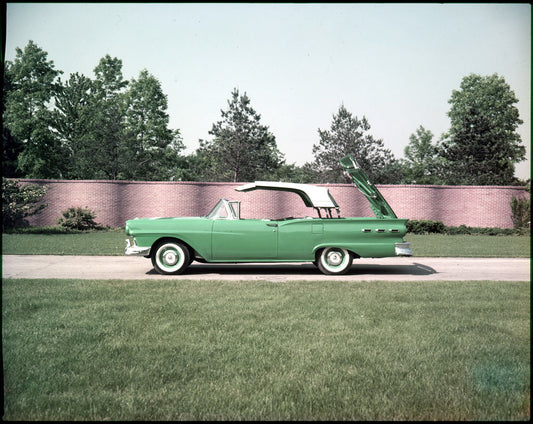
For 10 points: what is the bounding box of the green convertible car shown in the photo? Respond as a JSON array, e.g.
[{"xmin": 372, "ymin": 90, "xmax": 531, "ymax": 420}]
[{"xmin": 125, "ymin": 155, "xmax": 413, "ymax": 275}]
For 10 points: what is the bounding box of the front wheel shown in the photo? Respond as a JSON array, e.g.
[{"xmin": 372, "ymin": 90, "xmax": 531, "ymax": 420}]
[
  {"xmin": 317, "ymin": 247, "xmax": 353, "ymax": 275},
  {"xmin": 151, "ymin": 240, "xmax": 191, "ymax": 275}
]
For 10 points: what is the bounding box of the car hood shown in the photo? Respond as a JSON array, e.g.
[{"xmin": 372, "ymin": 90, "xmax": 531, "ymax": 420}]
[
  {"xmin": 340, "ymin": 155, "xmax": 397, "ymax": 219},
  {"xmin": 127, "ymin": 216, "xmax": 202, "ymax": 223}
]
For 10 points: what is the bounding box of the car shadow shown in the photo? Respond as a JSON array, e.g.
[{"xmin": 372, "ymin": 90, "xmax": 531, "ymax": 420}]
[{"xmin": 146, "ymin": 262, "xmax": 437, "ymax": 276}]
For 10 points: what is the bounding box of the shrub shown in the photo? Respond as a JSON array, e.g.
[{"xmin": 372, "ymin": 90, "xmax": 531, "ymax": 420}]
[
  {"xmin": 406, "ymin": 219, "xmax": 525, "ymax": 236},
  {"xmin": 57, "ymin": 207, "xmax": 104, "ymax": 231},
  {"xmin": 444, "ymin": 225, "xmax": 516, "ymax": 236},
  {"xmin": 2, "ymin": 178, "xmax": 48, "ymax": 230},
  {"xmin": 511, "ymin": 196, "xmax": 530, "ymax": 230},
  {"xmin": 406, "ymin": 220, "xmax": 446, "ymax": 234}
]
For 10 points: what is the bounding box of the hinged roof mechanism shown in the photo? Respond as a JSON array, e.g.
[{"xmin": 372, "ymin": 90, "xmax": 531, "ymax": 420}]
[{"xmin": 235, "ymin": 181, "xmax": 340, "ymax": 218}]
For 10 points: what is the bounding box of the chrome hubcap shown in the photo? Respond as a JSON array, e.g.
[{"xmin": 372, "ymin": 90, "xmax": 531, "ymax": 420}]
[
  {"xmin": 327, "ymin": 251, "xmax": 343, "ymax": 266},
  {"xmin": 162, "ymin": 250, "xmax": 178, "ymax": 266},
  {"xmin": 154, "ymin": 242, "xmax": 187, "ymax": 274},
  {"xmin": 320, "ymin": 247, "xmax": 352, "ymax": 275}
]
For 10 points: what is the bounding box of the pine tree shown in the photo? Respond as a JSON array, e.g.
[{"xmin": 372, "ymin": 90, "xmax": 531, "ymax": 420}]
[
  {"xmin": 312, "ymin": 105, "xmax": 397, "ymax": 183},
  {"xmin": 197, "ymin": 88, "xmax": 284, "ymax": 182}
]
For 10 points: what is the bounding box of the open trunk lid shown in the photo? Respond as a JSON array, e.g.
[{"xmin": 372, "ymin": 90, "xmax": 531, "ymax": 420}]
[{"xmin": 340, "ymin": 155, "xmax": 398, "ymax": 219}]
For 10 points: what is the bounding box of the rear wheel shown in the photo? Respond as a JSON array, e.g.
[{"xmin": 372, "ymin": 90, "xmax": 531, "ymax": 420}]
[
  {"xmin": 151, "ymin": 240, "xmax": 190, "ymax": 275},
  {"xmin": 317, "ymin": 247, "xmax": 353, "ymax": 275}
]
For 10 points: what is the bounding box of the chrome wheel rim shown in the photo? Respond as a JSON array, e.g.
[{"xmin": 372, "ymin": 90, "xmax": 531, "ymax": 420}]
[
  {"xmin": 327, "ymin": 250, "xmax": 343, "ymax": 266},
  {"xmin": 155, "ymin": 243, "xmax": 185, "ymax": 272},
  {"xmin": 320, "ymin": 247, "xmax": 351, "ymax": 273}
]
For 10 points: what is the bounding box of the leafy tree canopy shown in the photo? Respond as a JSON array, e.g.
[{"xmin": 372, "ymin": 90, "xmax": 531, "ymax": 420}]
[
  {"xmin": 121, "ymin": 69, "xmax": 185, "ymax": 180},
  {"xmin": 402, "ymin": 125, "xmax": 444, "ymax": 184},
  {"xmin": 4, "ymin": 42, "xmax": 184, "ymax": 182},
  {"xmin": 4, "ymin": 42, "xmax": 528, "ymax": 186},
  {"xmin": 2, "ymin": 178, "xmax": 48, "ymax": 229},
  {"xmin": 3, "ymin": 40, "xmax": 64, "ymax": 178},
  {"xmin": 439, "ymin": 73, "xmax": 526, "ymax": 185}
]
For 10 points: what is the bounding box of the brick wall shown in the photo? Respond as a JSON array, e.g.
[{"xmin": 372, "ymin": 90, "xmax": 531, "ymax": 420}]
[{"xmin": 14, "ymin": 179, "xmax": 530, "ymax": 229}]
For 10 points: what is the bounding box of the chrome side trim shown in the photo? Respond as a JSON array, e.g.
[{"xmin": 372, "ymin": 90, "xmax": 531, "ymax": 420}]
[
  {"xmin": 125, "ymin": 239, "xmax": 151, "ymax": 256},
  {"xmin": 395, "ymin": 242, "xmax": 413, "ymax": 257}
]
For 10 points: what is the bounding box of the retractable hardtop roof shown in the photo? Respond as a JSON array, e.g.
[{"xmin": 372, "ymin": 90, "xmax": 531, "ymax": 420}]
[
  {"xmin": 235, "ymin": 181, "xmax": 340, "ymax": 218},
  {"xmin": 235, "ymin": 155, "xmax": 399, "ymax": 220}
]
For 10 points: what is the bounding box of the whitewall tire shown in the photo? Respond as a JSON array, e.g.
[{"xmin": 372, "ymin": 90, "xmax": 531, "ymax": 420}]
[
  {"xmin": 151, "ymin": 240, "xmax": 190, "ymax": 275},
  {"xmin": 317, "ymin": 247, "xmax": 353, "ymax": 275}
]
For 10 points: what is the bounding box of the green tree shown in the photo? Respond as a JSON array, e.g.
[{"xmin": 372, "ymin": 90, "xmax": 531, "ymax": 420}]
[
  {"xmin": 197, "ymin": 88, "xmax": 284, "ymax": 182},
  {"xmin": 51, "ymin": 72, "xmax": 95, "ymax": 179},
  {"xmin": 3, "ymin": 40, "xmax": 64, "ymax": 178},
  {"xmin": 121, "ymin": 69, "xmax": 185, "ymax": 180},
  {"xmin": 50, "ymin": 56, "xmax": 128, "ymax": 180},
  {"xmin": 312, "ymin": 105, "xmax": 397, "ymax": 183},
  {"xmin": 2, "ymin": 66, "xmax": 24, "ymax": 177},
  {"xmin": 2, "ymin": 178, "xmax": 48, "ymax": 229},
  {"xmin": 91, "ymin": 55, "xmax": 129, "ymax": 179},
  {"xmin": 510, "ymin": 196, "xmax": 530, "ymax": 231},
  {"xmin": 263, "ymin": 162, "xmax": 318, "ymax": 183},
  {"xmin": 1, "ymin": 126, "xmax": 21, "ymax": 177},
  {"xmin": 93, "ymin": 55, "xmax": 129, "ymax": 100},
  {"xmin": 403, "ymin": 125, "xmax": 443, "ymax": 184},
  {"xmin": 439, "ymin": 73, "xmax": 526, "ymax": 185}
]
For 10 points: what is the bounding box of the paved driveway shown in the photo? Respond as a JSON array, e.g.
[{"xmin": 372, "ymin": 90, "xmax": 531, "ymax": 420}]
[{"xmin": 2, "ymin": 255, "xmax": 530, "ymax": 282}]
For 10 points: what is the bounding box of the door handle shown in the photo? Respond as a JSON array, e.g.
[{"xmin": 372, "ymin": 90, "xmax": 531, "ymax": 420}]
[{"xmin": 266, "ymin": 223, "xmax": 278, "ymax": 227}]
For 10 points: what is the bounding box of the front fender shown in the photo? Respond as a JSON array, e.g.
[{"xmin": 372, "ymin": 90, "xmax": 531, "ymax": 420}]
[
  {"xmin": 135, "ymin": 232, "xmax": 212, "ymax": 261},
  {"xmin": 126, "ymin": 217, "xmax": 214, "ymax": 260}
]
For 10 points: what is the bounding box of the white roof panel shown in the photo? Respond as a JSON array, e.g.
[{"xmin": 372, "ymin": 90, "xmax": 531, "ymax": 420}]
[{"xmin": 235, "ymin": 181, "xmax": 339, "ymax": 209}]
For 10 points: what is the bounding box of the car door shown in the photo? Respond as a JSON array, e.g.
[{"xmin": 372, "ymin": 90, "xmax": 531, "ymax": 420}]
[{"xmin": 211, "ymin": 219, "xmax": 278, "ymax": 260}]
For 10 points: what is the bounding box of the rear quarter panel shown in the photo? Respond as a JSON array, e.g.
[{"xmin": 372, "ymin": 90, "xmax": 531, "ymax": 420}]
[{"xmin": 278, "ymin": 218, "xmax": 408, "ymax": 260}]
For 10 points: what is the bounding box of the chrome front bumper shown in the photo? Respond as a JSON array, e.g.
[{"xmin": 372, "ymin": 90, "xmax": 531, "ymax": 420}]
[
  {"xmin": 395, "ymin": 242, "xmax": 413, "ymax": 256},
  {"xmin": 125, "ymin": 238, "xmax": 151, "ymax": 256}
]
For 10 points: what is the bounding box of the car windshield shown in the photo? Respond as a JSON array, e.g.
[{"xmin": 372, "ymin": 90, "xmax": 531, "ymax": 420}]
[{"xmin": 205, "ymin": 199, "xmax": 240, "ymax": 220}]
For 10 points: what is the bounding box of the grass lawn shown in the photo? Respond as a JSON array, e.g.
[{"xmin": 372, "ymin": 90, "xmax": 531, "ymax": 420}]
[
  {"xmin": 2, "ymin": 229, "xmax": 126, "ymax": 256},
  {"xmin": 1, "ymin": 230, "xmax": 531, "ymax": 257},
  {"xmin": 2, "ymin": 278, "xmax": 529, "ymax": 421},
  {"xmin": 405, "ymin": 234, "xmax": 530, "ymax": 257}
]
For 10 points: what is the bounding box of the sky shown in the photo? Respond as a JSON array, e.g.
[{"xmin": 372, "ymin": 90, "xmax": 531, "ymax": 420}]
[{"xmin": 4, "ymin": 3, "xmax": 531, "ymax": 179}]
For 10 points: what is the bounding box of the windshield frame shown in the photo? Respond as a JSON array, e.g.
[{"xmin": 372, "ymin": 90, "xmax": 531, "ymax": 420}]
[{"xmin": 205, "ymin": 199, "xmax": 240, "ymax": 220}]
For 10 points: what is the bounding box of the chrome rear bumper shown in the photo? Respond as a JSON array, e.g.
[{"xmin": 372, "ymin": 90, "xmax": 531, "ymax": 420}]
[
  {"xmin": 125, "ymin": 239, "xmax": 151, "ymax": 256},
  {"xmin": 395, "ymin": 242, "xmax": 413, "ymax": 256}
]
